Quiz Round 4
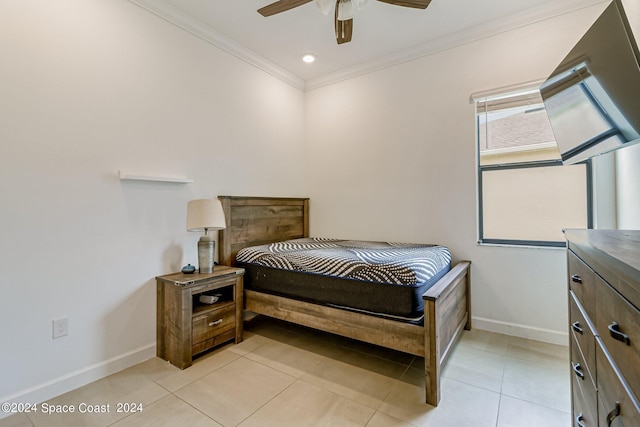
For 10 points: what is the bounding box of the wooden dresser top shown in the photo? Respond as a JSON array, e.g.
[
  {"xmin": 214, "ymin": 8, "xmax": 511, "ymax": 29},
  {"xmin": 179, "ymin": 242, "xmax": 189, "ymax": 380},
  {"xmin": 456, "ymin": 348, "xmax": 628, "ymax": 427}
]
[{"xmin": 565, "ymin": 229, "xmax": 640, "ymax": 309}]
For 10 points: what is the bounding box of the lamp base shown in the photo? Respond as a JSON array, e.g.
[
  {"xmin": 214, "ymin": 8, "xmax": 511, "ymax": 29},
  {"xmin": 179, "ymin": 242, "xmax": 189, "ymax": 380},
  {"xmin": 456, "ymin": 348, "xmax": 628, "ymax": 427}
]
[{"xmin": 197, "ymin": 235, "xmax": 215, "ymax": 274}]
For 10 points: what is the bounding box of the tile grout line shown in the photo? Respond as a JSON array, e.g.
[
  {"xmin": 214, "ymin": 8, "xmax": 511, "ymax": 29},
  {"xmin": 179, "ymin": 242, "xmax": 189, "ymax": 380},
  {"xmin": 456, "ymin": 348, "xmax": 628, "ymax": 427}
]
[
  {"xmin": 171, "ymin": 391, "xmax": 227, "ymax": 426},
  {"xmin": 495, "ymin": 335, "xmax": 510, "ymax": 427},
  {"xmin": 231, "ymin": 350, "xmax": 308, "ymax": 426}
]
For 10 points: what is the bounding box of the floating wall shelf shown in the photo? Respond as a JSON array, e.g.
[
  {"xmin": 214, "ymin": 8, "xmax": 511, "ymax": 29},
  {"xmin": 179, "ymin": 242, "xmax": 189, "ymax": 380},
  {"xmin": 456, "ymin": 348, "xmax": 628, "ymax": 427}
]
[{"xmin": 118, "ymin": 171, "xmax": 193, "ymax": 183}]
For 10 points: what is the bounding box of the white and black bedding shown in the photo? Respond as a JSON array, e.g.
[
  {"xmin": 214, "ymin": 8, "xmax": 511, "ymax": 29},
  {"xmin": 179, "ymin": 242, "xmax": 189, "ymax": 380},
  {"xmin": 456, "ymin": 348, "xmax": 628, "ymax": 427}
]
[{"xmin": 236, "ymin": 238, "xmax": 452, "ymax": 321}]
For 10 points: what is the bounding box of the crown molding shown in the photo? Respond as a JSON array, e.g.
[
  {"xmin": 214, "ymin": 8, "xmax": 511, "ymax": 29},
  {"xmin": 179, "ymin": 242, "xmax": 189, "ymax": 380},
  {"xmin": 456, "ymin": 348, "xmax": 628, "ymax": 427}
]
[
  {"xmin": 128, "ymin": 0, "xmax": 607, "ymax": 92},
  {"xmin": 127, "ymin": 0, "xmax": 305, "ymax": 91},
  {"xmin": 304, "ymin": 0, "xmax": 608, "ymax": 91}
]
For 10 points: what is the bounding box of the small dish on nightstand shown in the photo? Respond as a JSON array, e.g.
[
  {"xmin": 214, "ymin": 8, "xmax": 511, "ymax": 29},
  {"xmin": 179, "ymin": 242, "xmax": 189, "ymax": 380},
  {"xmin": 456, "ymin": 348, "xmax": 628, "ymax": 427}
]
[
  {"xmin": 181, "ymin": 264, "xmax": 196, "ymax": 274},
  {"xmin": 199, "ymin": 294, "xmax": 219, "ymax": 304}
]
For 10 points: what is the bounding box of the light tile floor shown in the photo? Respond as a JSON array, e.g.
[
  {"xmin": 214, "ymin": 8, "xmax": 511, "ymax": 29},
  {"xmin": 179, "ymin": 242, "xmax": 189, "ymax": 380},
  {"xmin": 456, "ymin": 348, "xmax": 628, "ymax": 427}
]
[{"xmin": 0, "ymin": 317, "xmax": 570, "ymax": 427}]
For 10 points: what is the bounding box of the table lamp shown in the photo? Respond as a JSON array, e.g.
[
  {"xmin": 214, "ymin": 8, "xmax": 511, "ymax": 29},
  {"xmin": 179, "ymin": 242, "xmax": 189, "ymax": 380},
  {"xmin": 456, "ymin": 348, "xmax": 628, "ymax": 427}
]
[{"xmin": 187, "ymin": 198, "xmax": 226, "ymax": 273}]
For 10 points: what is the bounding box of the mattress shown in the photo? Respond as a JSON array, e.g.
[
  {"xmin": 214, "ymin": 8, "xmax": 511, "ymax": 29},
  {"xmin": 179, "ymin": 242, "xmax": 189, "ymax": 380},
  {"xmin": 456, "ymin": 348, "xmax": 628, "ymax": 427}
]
[{"xmin": 236, "ymin": 238, "xmax": 452, "ymax": 320}]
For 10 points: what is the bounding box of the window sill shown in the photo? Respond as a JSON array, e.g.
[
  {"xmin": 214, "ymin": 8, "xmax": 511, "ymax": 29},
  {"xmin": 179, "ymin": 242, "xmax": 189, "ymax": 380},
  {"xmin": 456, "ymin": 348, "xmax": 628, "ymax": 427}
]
[{"xmin": 477, "ymin": 241, "xmax": 566, "ymax": 250}]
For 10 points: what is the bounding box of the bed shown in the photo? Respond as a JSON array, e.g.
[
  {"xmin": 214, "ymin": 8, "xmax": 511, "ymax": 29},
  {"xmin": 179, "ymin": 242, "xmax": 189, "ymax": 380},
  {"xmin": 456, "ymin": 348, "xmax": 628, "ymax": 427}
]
[{"xmin": 218, "ymin": 196, "xmax": 471, "ymax": 406}]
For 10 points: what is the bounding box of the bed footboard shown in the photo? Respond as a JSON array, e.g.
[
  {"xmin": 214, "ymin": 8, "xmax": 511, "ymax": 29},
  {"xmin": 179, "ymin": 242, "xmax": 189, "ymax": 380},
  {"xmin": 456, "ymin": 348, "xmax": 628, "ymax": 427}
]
[
  {"xmin": 423, "ymin": 260, "xmax": 471, "ymax": 406},
  {"xmin": 244, "ymin": 289, "xmax": 426, "ymax": 355},
  {"xmin": 243, "ymin": 260, "xmax": 471, "ymax": 407}
]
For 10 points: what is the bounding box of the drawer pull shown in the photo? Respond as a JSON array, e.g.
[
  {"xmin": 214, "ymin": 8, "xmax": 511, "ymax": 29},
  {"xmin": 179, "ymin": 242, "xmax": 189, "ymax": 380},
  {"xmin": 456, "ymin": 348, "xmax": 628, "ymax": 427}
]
[
  {"xmin": 606, "ymin": 402, "xmax": 620, "ymax": 427},
  {"xmin": 572, "ymin": 321, "xmax": 583, "ymax": 335},
  {"xmin": 208, "ymin": 319, "xmax": 223, "ymax": 327},
  {"xmin": 576, "ymin": 413, "xmax": 586, "ymax": 427},
  {"xmin": 571, "ymin": 362, "xmax": 585, "ymax": 380},
  {"xmin": 608, "ymin": 322, "xmax": 631, "ymax": 345},
  {"xmin": 571, "ymin": 274, "xmax": 582, "ymax": 284}
]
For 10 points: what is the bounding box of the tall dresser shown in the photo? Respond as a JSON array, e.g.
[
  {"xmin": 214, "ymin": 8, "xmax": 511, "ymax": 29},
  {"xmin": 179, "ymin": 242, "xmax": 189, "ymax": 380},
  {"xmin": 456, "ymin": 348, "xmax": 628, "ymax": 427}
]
[{"xmin": 565, "ymin": 230, "xmax": 640, "ymax": 427}]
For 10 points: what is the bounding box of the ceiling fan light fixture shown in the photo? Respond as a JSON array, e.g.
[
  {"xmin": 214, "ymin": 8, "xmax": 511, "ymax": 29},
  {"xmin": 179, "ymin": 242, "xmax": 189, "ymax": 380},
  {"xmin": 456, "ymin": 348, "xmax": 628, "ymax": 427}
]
[
  {"xmin": 314, "ymin": 0, "xmax": 333, "ymax": 15},
  {"xmin": 352, "ymin": 0, "xmax": 370, "ymax": 10},
  {"xmin": 337, "ymin": 0, "xmax": 353, "ymax": 21},
  {"xmin": 257, "ymin": 0, "xmax": 432, "ymax": 45}
]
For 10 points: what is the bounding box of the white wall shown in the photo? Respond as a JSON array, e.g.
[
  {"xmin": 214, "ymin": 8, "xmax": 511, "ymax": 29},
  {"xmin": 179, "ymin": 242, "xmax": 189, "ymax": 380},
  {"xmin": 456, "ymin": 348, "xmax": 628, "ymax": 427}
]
[
  {"xmin": 0, "ymin": 0, "xmax": 305, "ymax": 406},
  {"xmin": 616, "ymin": 143, "xmax": 640, "ymax": 228},
  {"xmin": 305, "ymin": 3, "xmax": 608, "ymax": 344},
  {"xmin": 592, "ymin": 151, "xmax": 618, "ymax": 229}
]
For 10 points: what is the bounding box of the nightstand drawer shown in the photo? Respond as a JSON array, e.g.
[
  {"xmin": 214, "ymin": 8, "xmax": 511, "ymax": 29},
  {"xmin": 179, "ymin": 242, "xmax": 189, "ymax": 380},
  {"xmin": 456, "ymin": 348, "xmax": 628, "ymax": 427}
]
[
  {"xmin": 568, "ymin": 251, "xmax": 596, "ymax": 321},
  {"xmin": 192, "ymin": 304, "xmax": 236, "ymax": 346},
  {"xmin": 192, "ymin": 329, "xmax": 236, "ymax": 356}
]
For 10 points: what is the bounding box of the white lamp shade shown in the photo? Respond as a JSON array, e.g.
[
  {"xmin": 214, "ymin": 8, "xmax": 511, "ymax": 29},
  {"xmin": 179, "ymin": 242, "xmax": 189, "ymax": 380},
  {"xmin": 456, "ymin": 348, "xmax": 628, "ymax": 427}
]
[{"xmin": 187, "ymin": 199, "xmax": 226, "ymax": 231}]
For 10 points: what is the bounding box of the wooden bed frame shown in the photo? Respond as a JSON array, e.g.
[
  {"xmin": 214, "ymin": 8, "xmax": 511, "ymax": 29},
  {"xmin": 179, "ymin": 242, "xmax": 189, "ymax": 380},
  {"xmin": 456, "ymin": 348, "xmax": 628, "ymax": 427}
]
[{"xmin": 218, "ymin": 195, "xmax": 471, "ymax": 406}]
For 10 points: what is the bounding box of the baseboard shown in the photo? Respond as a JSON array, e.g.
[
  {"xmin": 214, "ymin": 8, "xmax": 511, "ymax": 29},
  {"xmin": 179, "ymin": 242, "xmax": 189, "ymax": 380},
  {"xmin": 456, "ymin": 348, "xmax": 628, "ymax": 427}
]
[
  {"xmin": 472, "ymin": 316, "xmax": 569, "ymax": 346},
  {"xmin": 0, "ymin": 343, "xmax": 156, "ymax": 420}
]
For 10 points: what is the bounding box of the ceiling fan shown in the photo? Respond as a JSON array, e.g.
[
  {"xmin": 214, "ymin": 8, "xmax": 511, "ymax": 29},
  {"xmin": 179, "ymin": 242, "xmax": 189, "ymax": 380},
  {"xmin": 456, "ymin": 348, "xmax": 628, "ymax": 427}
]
[{"xmin": 257, "ymin": 0, "xmax": 432, "ymax": 45}]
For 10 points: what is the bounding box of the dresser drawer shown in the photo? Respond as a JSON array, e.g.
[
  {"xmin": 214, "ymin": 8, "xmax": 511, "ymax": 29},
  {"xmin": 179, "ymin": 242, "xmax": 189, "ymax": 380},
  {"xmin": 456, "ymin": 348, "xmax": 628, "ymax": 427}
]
[
  {"xmin": 596, "ymin": 340, "xmax": 640, "ymax": 427},
  {"xmin": 571, "ymin": 334, "xmax": 597, "ymax": 427},
  {"xmin": 570, "ymin": 291, "xmax": 596, "ymax": 386},
  {"xmin": 596, "ymin": 276, "xmax": 640, "ymax": 401},
  {"xmin": 568, "ymin": 251, "xmax": 596, "ymax": 321},
  {"xmin": 192, "ymin": 303, "xmax": 236, "ymax": 346}
]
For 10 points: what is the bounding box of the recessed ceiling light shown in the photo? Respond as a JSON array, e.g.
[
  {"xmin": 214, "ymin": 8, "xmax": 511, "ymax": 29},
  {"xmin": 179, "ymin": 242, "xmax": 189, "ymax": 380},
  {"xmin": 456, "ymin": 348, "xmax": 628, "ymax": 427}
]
[{"xmin": 301, "ymin": 53, "xmax": 316, "ymax": 63}]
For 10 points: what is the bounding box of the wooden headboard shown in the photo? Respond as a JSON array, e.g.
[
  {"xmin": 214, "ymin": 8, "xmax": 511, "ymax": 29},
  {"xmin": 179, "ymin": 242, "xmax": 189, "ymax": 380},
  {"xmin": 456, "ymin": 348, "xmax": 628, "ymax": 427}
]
[{"xmin": 218, "ymin": 196, "xmax": 309, "ymax": 266}]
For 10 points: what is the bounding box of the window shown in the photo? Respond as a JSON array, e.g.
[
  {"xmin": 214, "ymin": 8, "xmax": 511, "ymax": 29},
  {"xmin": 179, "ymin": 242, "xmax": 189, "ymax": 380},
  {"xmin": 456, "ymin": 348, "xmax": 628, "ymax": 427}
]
[{"xmin": 475, "ymin": 87, "xmax": 592, "ymax": 247}]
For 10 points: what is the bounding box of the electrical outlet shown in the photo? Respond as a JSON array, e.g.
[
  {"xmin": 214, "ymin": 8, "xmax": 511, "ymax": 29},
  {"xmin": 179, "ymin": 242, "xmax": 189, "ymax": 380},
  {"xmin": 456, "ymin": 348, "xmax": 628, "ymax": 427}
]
[{"xmin": 52, "ymin": 317, "xmax": 68, "ymax": 339}]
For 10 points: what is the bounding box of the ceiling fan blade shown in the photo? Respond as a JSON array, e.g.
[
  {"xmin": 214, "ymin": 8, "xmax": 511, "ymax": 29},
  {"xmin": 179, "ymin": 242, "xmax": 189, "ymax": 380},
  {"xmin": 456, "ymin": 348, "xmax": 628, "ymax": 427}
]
[
  {"xmin": 376, "ymin": 0, "xmax": 431, "ymax": 9},
  {"xmin": 334, "ymin": 1, "xmax": 353, "ymax": 44},
  {"xmin": 258, "ymin": 0, "xmax": 313, "ymax": 17}
]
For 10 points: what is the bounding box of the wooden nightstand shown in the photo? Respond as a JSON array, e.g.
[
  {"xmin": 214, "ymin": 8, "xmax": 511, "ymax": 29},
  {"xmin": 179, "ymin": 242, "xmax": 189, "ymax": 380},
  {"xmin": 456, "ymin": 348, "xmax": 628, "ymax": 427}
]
[{"xmin": 156, "ymin": 266, "xmax": 244, "ymax": 369}]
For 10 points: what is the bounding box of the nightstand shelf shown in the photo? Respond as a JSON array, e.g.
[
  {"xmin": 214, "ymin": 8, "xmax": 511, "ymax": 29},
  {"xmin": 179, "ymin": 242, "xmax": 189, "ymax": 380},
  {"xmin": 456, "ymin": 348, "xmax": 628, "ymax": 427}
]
[
  {"xmin": 192, "ymin": 300, "xmax": 234, "ymax": 316},
  {"xmin": 156, "ymin": 266, "xmax": 244, "ymax": 369}
]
